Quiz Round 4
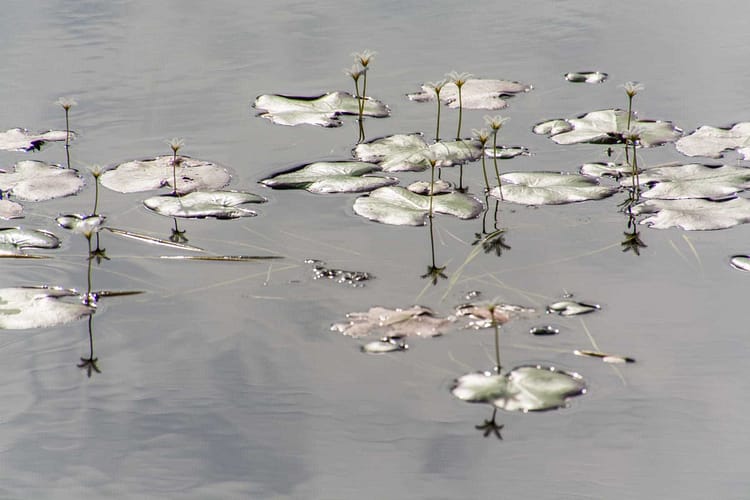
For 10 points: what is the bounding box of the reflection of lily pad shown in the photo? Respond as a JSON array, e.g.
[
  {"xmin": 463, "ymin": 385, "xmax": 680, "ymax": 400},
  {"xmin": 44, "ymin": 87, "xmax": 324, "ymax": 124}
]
[
  {"xmin": 633, "ymin": 198, "xmax": 750, "ymax": 230},
  {"xmin": 626, "ymin": 164, "xmax": 750, "ymax": 200},
  {"xmin": 0, "ymin": 160, "xmax": 83, "ymax": 201},
  {"xmin": 253, "ymin": 91, "xmax": 390, "ymax": 127},
  {"xmin": 354, "ymin": 134, "xmax": 483, "ymax": 172},
  {"xmin": 490, "ymin": 172, "xmax": 617, "ymax": 205},
  {"xmin": 260, "ymin": 161, "xmax": 397, "ymax": 193},
  {"xmin": 331, "ymin": 305, "xmax": 455, "ymax": 339},
  {"xmin": 0, "ymin": 287, "xmax": 94, "ymax": 329},
  {"xmin": 0, "ymin": 228, "xmax": 60, "ymax": 255},
  {"xmin": 353, "ymin": 186, "xmax": 482, "ymax": 225},
  {"xmin": 451, "ymin": 365, "xmax": 586, "ymax": 412},
  {"xmin": 407, "ymin": 78, "xmax": 532, "ymax": 110},
  {"xmin": 100, "ymin": 156, "xmax": 231, "ymax": 194},
  {"xmin": 143, "ymin": 191, "xmax": 266, "ymax": 219},
  {"xmin": 533, "ymin": 109, "xmax": 682, "ymax": 147},
  {"xmin": 675, "ymin": 123, "xmax": 750, "ymax": 159},
  {"xmin": 0, "ymin": 128, "xmax": 71, "ymax": 152}
]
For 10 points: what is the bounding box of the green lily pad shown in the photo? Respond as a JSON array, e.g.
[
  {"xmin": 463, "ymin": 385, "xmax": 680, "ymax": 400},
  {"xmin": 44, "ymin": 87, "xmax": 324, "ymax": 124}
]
[
  {"xmin": 331, "ymin": 305, "xmax": 455, "ymax": 338},
  {"xmin": 626, "ymin": 164, "xmax": 750, "ymax": 200},
  {"xmin": 100, "ymin": 156, "xmax": 231, "ymax": 194},
  {"xmin": 547, "ymin": 300, "xmax": 600, "ymax": 316},
  {"xmin": 451, "ymin": 365, "xmax": 586, "ymax": 412},
  {"xmin": 353, "ymin": 134, "xmax": 483, "ymax": 172},
  {"xmin": 730, "ymin": 255, "xmax": 750, "ymax": 272},
  {"xmin": 0, "ymin": 200, "xmax": 23, "ymax": 220},
  {"xmin": 143, "ymin": 190, "xmax": 266, "ymax": 219},
  {"xmin": 0, "ymin": 227, "xmax": 59, "ymax": 255},
  {"xmin": 580, "ymin": 162, "xmax": 632, "ymax": 179},
  {"xmin": 675, "ymin": 123, "xmax": 750, "ymax": 159},
  {"xmin": 564, "ymin": 71, "xmax": 608, "ymax": 83},
  {"xmin": 353, "ymin": 186, "xmax": 483, "ymax": 225},
  {"xmin": 533, "ymin": 109, "xmax": 682, "ymax": 147},
  {"xmin": 0, "ymin": 128, "xmax": 71, "ymax": 152},
  {"xmin": 253, "ymin": 91, "xmax": 390, "ymax": 127},
  {"xmin": 260, "ymin": 161, "xmax": 397, "ymax": 193},
  {"xmin": 361, "ymin": 337, "xmax": 409, "ymax": 354},
  {"xmin": 633, "ymin": 198, "xmax": 750, "ymax": 230},
  {"xmin": 0, "ymin": 160, "xmax": 83, "ymax": 201},
  {"xmin": 0, "ymin": 286, "xmax": 94, "ymax": 330},
  {"xmin": 407, "ymin": 78, "xmax": 532, "ymax": 110},
  {"xmin": 490, "ymin": 172, "xmax": 617, "ymax": 205}
]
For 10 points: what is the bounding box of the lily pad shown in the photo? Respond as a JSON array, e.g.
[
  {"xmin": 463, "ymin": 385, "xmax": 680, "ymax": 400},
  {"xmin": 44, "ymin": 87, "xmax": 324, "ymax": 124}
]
[
  {"xmin": 331, "ymin": 305, "xmax": 455, "ymax": 339},
  {"xmin": 580, "ymin": 162, "xmax": 632, "ymax": 179},
  {"xmin": 0, "ymin": 128, "xmax": 71, "ymax": 152},
  {"xmin": 574, "ymin": 350, "xmax": 635, "ymax": 364},
  {"xmin": 0, "ymin": 200, "xmax": 23, "ymax": 220},
  {"xmin": 0, "ymin": 286, "xmax": 94, "ymax": 330},
  {"xmin": 143, "ymin": 191, "xmax": 266, "ymax": 219},
  {"xmin": 547, "ymin": 300, "xmax": 600, "ymax": 316},
  {"xmin": 354, "ymin": 134, "xmax": 483, "ymax": 172},
  {"xmin": 407, "ymin": 78, "xmax": 532, "ymax": 110},
  {"xmin": 456, "ymin": 303, "xmax": 535, "ymax": 329},
  {"xmin": 0, "ymin": 227, "xmax": 59, "ymax": 255},
  {"xmin": 564, "ymin": 71, "xmax": 608, "ymax": 83},
  {"xmin": 533, "ymin": 109, "xmax": 682, "ymax": 147},
  {"xmin": 406, "ymin": 179, "xmax": 453, "ymax": 195},
  {"xmin": 675, "ymin": 123, "xmax": 750, "ymax": 159},
  {"xmin": 632, "ymin": 198, "xmax": 750, "ymax": 230},
  {"xmin": 253, "ymin": 91, "xmax": 390, "ymax": 127},
  {"xmin": 730, "ymin": 255, "xmax": 750, "ymax": 272},
  {"xmin": 361, "ymin": 337, "xmax": 408, "ymax": 354},
  {"xmin": 260, "ymin": 161, "xmax": 397, "ymax": 193},
  {"xmin": 56, "ymin": 214, "xmax": 106, "ymax": 237},
  {"xmin": 0, "ymin": 160, "xmax": 83, "ymax": 201},
  {"xmin": 353, "ymin": 186, "xmax": 483, "ymax": 226},
  {"xmin": 490, "ymin": 172, "xmax": 617, "ymax": 205},
  {"xmin": 626, "ymin": 164, "xmax": 750, "ymax": 200},
  {"xmin": 100, "ymin": 156, "xmax": 231, "ymax": 194},
  {"xmin": 485, "ymin": 146, "xmax": 530, "ymax": 159},
  {"xmin": 451, "ymin": 365, "xmax": 586, "ymax": 412}
]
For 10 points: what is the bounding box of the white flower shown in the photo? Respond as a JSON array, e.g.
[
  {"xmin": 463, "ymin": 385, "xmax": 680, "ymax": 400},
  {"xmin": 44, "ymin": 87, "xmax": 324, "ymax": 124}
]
[
  {"xmin": 446, "ymin": 71, "xmax": 473, "ymax": 87},
  {"xmin": 620, "ymin": 81, "xmax": 644, "ymax": 98},
  {"xmin": 167, "ymin": 137, "xmax": 184, "ymax": 154},
  {"xmin": 353, "ymin": 49, "xmax": 376, "ymax": 68},
  {"xmin": 344, "ymin": 64, "xmax": 364, "ymax": 81},
  {"xmin": 622, "ymin": 126, "xmax": 643, "ymax": 143},
  {"xmin": 472, "ymin": 128, "xmax": 490, "ymax": 144},
  {"xmin": 88, "ymin": 164, "xmax": 103, "ymax": 179},
  {"xmin": 484, "ymin": 115, "xmax": 509, "ymax": 131},
  {"xmin": 56, "ymin": 97, "xmax": 77, "ymax": 110}
]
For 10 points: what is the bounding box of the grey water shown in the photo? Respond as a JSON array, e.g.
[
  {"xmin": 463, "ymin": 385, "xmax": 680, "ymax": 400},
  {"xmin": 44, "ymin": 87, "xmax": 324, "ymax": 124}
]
[{"xmin": 1, "ymin": 1, "xmax": 750, "ymax": 498}]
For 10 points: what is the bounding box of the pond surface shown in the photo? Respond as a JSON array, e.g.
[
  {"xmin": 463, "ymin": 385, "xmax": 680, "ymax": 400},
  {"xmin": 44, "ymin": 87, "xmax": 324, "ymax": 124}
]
[{"xmin": 2, "ymin": 1, "xmax": 750, "ymax": 498}]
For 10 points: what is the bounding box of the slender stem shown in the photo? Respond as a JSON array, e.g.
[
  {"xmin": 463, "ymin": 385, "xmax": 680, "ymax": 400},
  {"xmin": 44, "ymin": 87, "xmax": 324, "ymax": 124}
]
[
  {"xmin": 435, "ymin": 89, "xmax": 442, "ymax": 142},
  {"xmin": 491, "ymin": 305, "xmax": 501, "ymax": 372},
  {"xmin": 429, "ymin": 162, "xmax": 435, "ymax": 219},
  {"xmin": 172, "ymin": 152, "xmax": 178, "ymax": 196},
  {"xmin": 86, "ymin": 235, "xmax": 93, "ymax": 305},
  {"xmin": 492, "ymin": 130, "xmax": 503, "ymax": 199},
  {"xmin": 354, "ymin": 78, "xmax": 364, "ymax": 143},
  {"xmin": 481, "ymin": 150, "xmax": 490, "ymax": 192},
  {"xmin": 92, "ymin": 177, "xmax": 100, "ymax": 216},
  {"xmin": 626, "ymin": 95, "xmax": 633, "ymax": 130},
  {"xmin": 458, "ymin": 165, "xmax": 464, "ymax": 191},
  {"xmin": 455, "ymin": 86, "xmax": 463, "ymax": 140},
  {"xmin": 87, "ymin": 315, "xmax": 95, "ymax": 358}
]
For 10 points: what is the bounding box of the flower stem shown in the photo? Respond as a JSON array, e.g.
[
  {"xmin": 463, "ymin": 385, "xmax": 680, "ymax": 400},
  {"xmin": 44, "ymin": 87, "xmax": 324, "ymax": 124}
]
[
  {"xmin": 435, "ymin": 89, "xmax": 442, "ymax": 142},
  {"xmin": 92, "ymin": 177, "xmax": 99, "ymax": 215},
  {"xmin": 490, "ymin": 305, "xmax": 501, "ymax": 372},
  {"xmin": 172, "ymin": 151, "xmax": 178, "ymax": 196},
  {"xmin": 492, "ymin": 130, "xmax": 503, "ymax": 199},
  {"xmin": 455, "ymin": 87, "xmax": 463, "ymax": 140}
]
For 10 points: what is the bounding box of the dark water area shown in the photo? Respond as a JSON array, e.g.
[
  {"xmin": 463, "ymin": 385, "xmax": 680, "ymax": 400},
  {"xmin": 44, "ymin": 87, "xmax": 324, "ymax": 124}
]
[{"xmin": 1, "ymin": 1, "xmax": 750, "ymax": 498}]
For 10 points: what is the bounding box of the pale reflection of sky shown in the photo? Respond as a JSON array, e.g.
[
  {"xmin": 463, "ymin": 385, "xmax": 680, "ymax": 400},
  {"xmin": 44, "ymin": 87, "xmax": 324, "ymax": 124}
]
[{"xmin": 0, "ymin": 1, "xmax": 749, "ymax": 498}]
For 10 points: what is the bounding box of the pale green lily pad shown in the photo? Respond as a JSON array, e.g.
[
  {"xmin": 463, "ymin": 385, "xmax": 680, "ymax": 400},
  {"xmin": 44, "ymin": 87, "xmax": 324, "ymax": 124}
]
[
  {"xmin": 533, "ymin": 109, "xmax": 682, "ymax": 147},
  {"xmin": 0, "ymin": 200, "xmax": 23, "ymax": 220},
  {"xmin": 0, "ymin": 160, "xmax": 83, "ymax": 201},
  {"xmin": 547, "ymin": 300, "xmax": 599, "ymax": 316},
  {"xmin": 143, "ymin": 190, "xmax": 266, "ymax": 219},
  {"xmin": 331, "ymin": 305, "xmax": 455, "ymax": 338},
  {"xmin": 353, "ymin": 134, "xmax": 483, "ymax": 172},
  {"xmin": 0, "ymin": 128, "xmax": 71, "ymax": 152},
  {"xmin": 361, "ymin": 337, "xmax": 409, "ymax": 354},
  {"xmin": 633, "ymin": 198, "xmax": 750, "ymax": 230},
  {"xmin": 730, "ymin": 255, "xmax": 750, "ymax": 272},
  {"xmin": 0, "ymin": 286, "xmax": 94, "ymax": 329},
  {"xmin": 564, "ymin": 71, "xmax": 607, "ymax": 83},
  {"xmin": 485, "ymin": 146, "xmax": 530, "ymax": 159},
  {"xmin": 580, "ymin": 162, "xmax": 632, "ymax": 179},
  {"xmin": 100, "ymin": 156, "xmax": 231, "ymax": 194},
  {"xmin": 456, "ymin": 302, "xmax": 535, "ymax": 329},
  {"xmin": 56, "ymin": 214, "xmax": 106, "ymax": 237},
  {"xmin": 407, "ymin": 179, "xmax": 453, "ymax": 195},
  {"xmin": 675, "ymin": 123, "xmax": 750, "ymax": 159},
  {"xmin": 626, "ymin": 164, "xmax": 750, "ymax": 200},
  {"xmin": 0, "ymin": 227, "xmax": 59, "ymax": 255},
  {"xmin": 451, "ymin": 365, "xmax": 586, "ymax": 412},
  {"xmin": 353, "ymin": 186, "xmax": 483, "ymax": 225},
  {"xmin": 407, "ymin": 78, "xmax": 532, "ymax": 110},
  {"xmin": 253, "ymin": 91, "xmax": 390, "ymax": 127},
  {"xmin": 490, "ymin": 172, "xmax": 617, "ymax": 205},
  {"xmin": 260, "ymin": 161, "xmax": 397, "ymax": 193}
]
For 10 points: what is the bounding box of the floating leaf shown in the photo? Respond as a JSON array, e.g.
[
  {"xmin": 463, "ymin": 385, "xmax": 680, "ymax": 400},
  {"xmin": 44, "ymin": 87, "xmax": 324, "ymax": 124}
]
[
  {"xmin": 353, "ymin": 186, "xmax": 482, "ymax": 226},
  {"xmin": 0, "ymin": 287, "xmax": 94, "ymax": 330},
  {"xmin": 406, "ymin": 179, "xmax": 453, "ymax": 195},
  {"xmin": 143, "ymin": 191, "xmax": 266, "ymax": 219},
  {"xmin": 533, "ymin": 109, "xmax": 681, "ymax": 147},
  {"xmin": 361, "ymin": 337, "xmax": 408, "ymax": 354},
  {"xmin": 56, "ymin": 214, "xmax": 106, "ymax": 237},
  {"xmin": 407, "ymin": 78, "xmax": 532, "ymax": 110},
  {"xmin": 485, "ymin": 146, "xmax": 530, "ymax": 159},
  {"xmin": 451, "ymin": 365, "xmax": 586, "ymax": 412},
  {"xmin": 675, "ymin": 123, "xmax": 750, "ymax": 159},
  {"xmin": 0, "ymin": 200, "xmax": 23, "ymax": 220},
  {"xmin": 353, "ymin": 134, "xmax": 483, "ymax": 172},
  {"xmin": 0, "ymin": 128, "xmax": 71, "ymax": 152},
  {"xmin": 103, "ymin": 227, "xmax": 204, "ymax": 252},
  {"xmin": 730, "ymin": 255, "xmax": 750, "ymax": 272},
  {"xmin": 259, "ymin": 161, "xmax": 397, "ymax": 193},
  {"xmin": 0, "ymin": 160, "xmax": 83, "ymax": 201},
  {"xmin": 253, "ymin": 91, "xmax": 390, "ymax": 127},
  {"xmin": 456, "ymin": 303, "xmax": 535, "ymax": 329},
  {"xmin": 547, "ymin": 300, "xmax": 600, "ymax": 316},
  {"xmin": 490, "ymin": 172, "xmax": 617, "ymax": 205},
  {"xmin": 580, "ymin": 162, "xmax": 632, "ymax": 179},
  {"xmin": 626, "ymin": 164, "xmax": 750, "ymax": 200},
  {"xmin": 530, "ymin": 325, "xmax": 560, "ymax": 336},
  {"xmin": 331, "ymin": 305, "xmax": 455, "ymax": 339},
  {"xmin": 100, "ymin": 156, "xmax": 231, "ymax": 194},
  {"xmin": 0, "ymin": 227, "xmax": 59, "ymax": 255},
  {"xmin": 574, "ymin": 350, "xmax": 635, "ymax": 363},
  {"xmin": 632, "ymin": 198, "xmax": 750, "ymax": 230},
  {"xmin": 564, "ymin": 71, "xmax": 608, "ymax": 83}
]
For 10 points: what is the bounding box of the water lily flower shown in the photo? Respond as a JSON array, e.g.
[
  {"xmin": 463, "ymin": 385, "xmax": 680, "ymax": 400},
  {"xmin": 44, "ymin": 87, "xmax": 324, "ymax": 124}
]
[
  {"xmin": 622, "ymin": 126, "xmax": 643, "ymax": 144},
  {"xmin": 447, "ymin": 71, "xmax": 473, "ymax": 87},
  {"xmin": 344, "ymin": 64, "xmax": 364, "ymax": 82},
  {"xmin": 167, "ymin": 137, "xmax": 184, "ymax": 155},
  {"xmin": 56, "ymin": 96, "xmax": 77, "ymax": 110},
  {"xmin": 426, "ymin": 79, "xmax": 447, "ymax": 96},
  {"xmin": 620, "ymin": 81, "xmax": 644, "ymax": 97},
  {"xmin": 485, "ymin": 115, "xmax": 509, "ymax": 131},
  {"xmin": 88, "ymin": 164, "xmax": 103, "ymax": 179},
  {"xmin": 353, "ymin": 50, "xmax": 376, "ymax": 68},
  {"xmin": 472, "ymin": 128, "xmax": 490, "ymax": 144}
]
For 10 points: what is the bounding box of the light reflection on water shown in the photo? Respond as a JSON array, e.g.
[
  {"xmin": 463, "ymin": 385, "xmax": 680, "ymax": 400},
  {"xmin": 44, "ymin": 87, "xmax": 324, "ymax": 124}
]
[{"xmin": 1, "ymin": 1, "xmax": 750, "ymax": 498}]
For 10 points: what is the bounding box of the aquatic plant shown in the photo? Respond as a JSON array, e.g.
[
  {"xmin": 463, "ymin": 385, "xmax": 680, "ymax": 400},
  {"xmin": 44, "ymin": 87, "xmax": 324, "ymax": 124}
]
[
  {"xmin": 253, "ymin": 92, "xmax": 390, "ymax": 127},
  {"xmin": 0, "ymin": 128, "xmax": 70, "ymax": 152},
  {"xmin": 425, "ymin": 79, "xmax": 447, "ymax": 142},
  {"xmin": 167, "ymin": 137, "xmax": 184, "ymax": 196},
  {"xmin": 88, "ymin": 164, "xmax": 103, "ymax": 216},
  {"xmin": 56, "ymin": 96, "xmax": 76, "ymax": 168},
  {"xmin": 619, "ymin": 81, "xmax": 643, "ymax": 130},
  {"xmin": 485, "ymin": 115, "xmax": 509, "ymax": 197},
  {"xmin": 472, "ymin": 128, "xmax": 491, "ymax": 191},
  {"xmin": 408, "ymin": 78, "xmax": 531, "ymax": 110},
  {"xmin": 565, "ymin": 71, "xmax": 607, "ymax": 83},
  {"xmin": 490, "ymin": 171, "xmax": 617, "ymax": 205},
  {"xmin": 447, "ymin": 71, "xmax": 472, "ymax": 140},
  {"xmin": 143, "ymin": 190, "xmax": 266, "ymax": 219},
  {"xmin": 260, "ymin": 161, "xmax": 397, "ymax": 193},
  {"xmin": 353, "ymin": 50, "xmax": 376, "ymax": 142},
  {"xmin": 676, "ymin": 122, "xmax": 750, "ymax": 159},
  {"xmin": 100, "ymin": 155, "xmax": 230, "ymax": 194}
]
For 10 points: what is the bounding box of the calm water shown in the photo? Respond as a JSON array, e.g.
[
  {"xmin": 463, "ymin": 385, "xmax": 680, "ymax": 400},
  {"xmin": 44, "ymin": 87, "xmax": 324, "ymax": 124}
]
[{"xmin": 1, "ymin": 1, "xmax": 750, "ymax": 498}]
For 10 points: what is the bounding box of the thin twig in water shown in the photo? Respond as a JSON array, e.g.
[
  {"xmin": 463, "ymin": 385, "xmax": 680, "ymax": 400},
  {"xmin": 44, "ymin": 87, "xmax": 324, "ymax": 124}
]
[{"xmin": 579, "ymin": 317, "xmax": 627, "ymax": 386}]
